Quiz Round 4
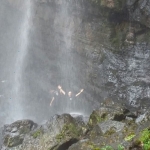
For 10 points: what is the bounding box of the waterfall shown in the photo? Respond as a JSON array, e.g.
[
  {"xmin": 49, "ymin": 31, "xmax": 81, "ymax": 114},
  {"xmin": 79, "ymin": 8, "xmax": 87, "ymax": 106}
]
[
  {"xmin": 54, "ymin": 1, "xmax": 75, "ymax": 87},
  {"xmin": 9, "ymin": 0, "xmax": 32, "ymax": 122},
  {"xmin": 52, "ymin": 1, "xmax": 90, "ymax": 115}
]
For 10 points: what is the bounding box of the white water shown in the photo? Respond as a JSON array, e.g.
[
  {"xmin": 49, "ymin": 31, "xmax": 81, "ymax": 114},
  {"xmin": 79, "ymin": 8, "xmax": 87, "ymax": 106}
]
[
  {"xmin": 55, "ymin": 2, "xmax": 75, "ymax": 87},
  {"xmin": 9, "ymin": 0, "xmax": 32, "ymax": 122},
  {"xmin": 50, "ymin": 1, "xmax": 93, "ymax": 117}
]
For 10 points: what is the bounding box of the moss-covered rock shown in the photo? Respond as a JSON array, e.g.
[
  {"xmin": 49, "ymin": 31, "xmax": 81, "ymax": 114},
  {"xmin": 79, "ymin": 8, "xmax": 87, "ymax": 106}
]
[
  {"xmin": 3, "ymin": 135, "xmax": 24, "ymax": 147},
  {"xmin": 11, "ymin": 114, "xmax": 87, "ymax": 150},
  {"xmin": 31, "ymin": 128, "xmax": 43, "ymax": 139},
  {"xmin": 88, "ymin": 109, "xmax": 107, "ymax": 127},
  {"xmin": 88, "ymin": 104, "xmax": 127, "ymax": 127},
  {"xmin": 2, "ymin": 120, "xmax": 37, "ymax": 148},
  {"xmin": 56, "ymin": 123, "xmax": 82, "ymax": 142}
]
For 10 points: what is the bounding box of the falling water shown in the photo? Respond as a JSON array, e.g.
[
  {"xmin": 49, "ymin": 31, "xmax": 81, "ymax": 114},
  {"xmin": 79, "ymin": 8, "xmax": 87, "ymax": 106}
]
[
  {"xmin": 52, "ymin": 1, "xmax": 91, "ymax": 115},
  {"xmin": 8, "ymin": 0, "xmax": 32, "ymax": 122},
  {"xmin": 54, "ymin": 2, "xmax": 75, "ymax": 86}
]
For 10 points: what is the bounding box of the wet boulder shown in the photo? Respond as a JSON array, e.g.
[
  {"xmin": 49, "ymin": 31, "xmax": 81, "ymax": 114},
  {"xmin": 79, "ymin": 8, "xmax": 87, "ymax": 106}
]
[
  {"xmin": 88, "ymin": 99, "xmax": 139, "ymax": 128},
  {"xmin": 68, "ymin": 139, "xmax": 101, "ymax": 150},
  {"xmin": 135, "ymin": 109, "xmax": 150, "ymax": 125},
  {"xmin": 11, "ymin": 114, "xmax": 87, "ymax": 150},
  {"xmin": 2, "ymin": 120, "xmax": 37, "ymax": 148},
  {"xmin": 127, "ymin": 0, "xmax": 150, "ymax": 28},
  {"xmin": 98, "ymin": 120, "xmax": 125, "ymax": 135}
]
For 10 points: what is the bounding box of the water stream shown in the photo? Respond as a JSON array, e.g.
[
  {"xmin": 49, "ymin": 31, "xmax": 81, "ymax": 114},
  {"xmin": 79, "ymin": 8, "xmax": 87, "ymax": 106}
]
[{"xmin": 10, "ymin": 0, "xmax": 32, "ymax": 123}]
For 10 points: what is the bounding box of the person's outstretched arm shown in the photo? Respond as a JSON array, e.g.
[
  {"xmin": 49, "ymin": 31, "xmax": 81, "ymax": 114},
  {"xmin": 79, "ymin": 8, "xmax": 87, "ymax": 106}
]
[
  {"xmin": 50, "ymin": 97, "xmax": 55, "ymax": 106},
  {"xmin": 75, "ymin": 89, "xmax": 84, "ymax": 97},
  {"xmin": 58, "ymin": 85, "xmax": 65, "ymax": 95}
]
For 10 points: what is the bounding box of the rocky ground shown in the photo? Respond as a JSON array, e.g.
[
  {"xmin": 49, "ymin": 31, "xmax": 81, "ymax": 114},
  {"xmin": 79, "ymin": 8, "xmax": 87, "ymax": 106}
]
[
  {"xmin": 1, "ymin": 0, "xmax": 150, "ymax": 149},
  {"xmin": 0, "ymin": 100, "xmax": 150, "ymax": 150}
]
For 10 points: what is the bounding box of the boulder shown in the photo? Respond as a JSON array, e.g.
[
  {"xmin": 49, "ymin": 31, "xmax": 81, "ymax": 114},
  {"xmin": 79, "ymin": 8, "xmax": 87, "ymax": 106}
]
[
  {"xmin": 88, "ymin": 99, "xmax": 140, "ymax": 128},
  {"xmin": 2, "ymin": 120, "xmax": 37, "ymax": 148},
  {"xmin": 127, "ymin": 0, "xmax": 150, "ymax": 28},
  {"xmin": 98, "ymin": 120, "xmax": 125, "ymax": 134},
  {"xmin": 7, "ymin": 114, "xmax": 87, "ymax": 150}
]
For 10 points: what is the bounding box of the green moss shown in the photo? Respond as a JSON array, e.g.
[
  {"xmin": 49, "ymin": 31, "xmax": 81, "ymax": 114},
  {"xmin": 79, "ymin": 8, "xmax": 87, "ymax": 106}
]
[
  {"xmin": 90, "ymin": 145, "xmax": 101, "ymax": 150},
  {"xmin": 86, "ymin": 141, "xmax": 101, "ymax": 150},
  {"xmin": 124, "ymin": 133, "xmax": 135, "ymax": 141},
  {"xmin": 4, "ymin": 135, "xmax": 23, "ymax": 147},
  {"xmin": 88, "ymin": 111, "xmax": 107, "ymax": 127},
  {"xmin": 104, "ymin": 127, "xmax": 116, "ymax": 136},
  {"xmin": 131, "ymin": 128, "xmax": 150, "ymax": 150},
  {"xmin": 56, "ymin": 123, "xmax": 81, "ymax": 142},
  {"xmin": 31, "ymin": 129, "xmax": 43, "ymax": 138},
  {"xmin": 101, "ymin": 144, "xmax": 125, "ymax": 150},
  {"xmin": 101, "ymin": 146, "xmax": 114, "ymax": 150},
  {"xmin": 85, "ymin": 141, "xmax": 125, "ymax": 150},
  {"xmin": 139, "ymin": 128, "xmax": 150, "ymax": 150},
  {"xmin": 117, "ymin": 144, "xmax": 125, "ymax": 150}
]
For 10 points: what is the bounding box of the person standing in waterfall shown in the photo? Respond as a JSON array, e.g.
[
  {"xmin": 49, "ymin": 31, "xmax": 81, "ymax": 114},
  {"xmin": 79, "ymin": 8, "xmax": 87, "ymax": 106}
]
[
  {"xmin": 50, "ymin": 85, "xmax": 65, "ymax": 106},
  {"xmin": 49, "ymin": 85, "xmax": 84, "ymax": 106},
  {"xmin": 67, "ymin": 89, "xmax": 84, "ymax": 100}
]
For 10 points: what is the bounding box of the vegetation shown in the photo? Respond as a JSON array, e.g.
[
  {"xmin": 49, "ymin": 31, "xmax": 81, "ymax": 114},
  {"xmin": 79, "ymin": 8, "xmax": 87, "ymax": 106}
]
[
  {"xmin": 139, "ymin": 128, "xmax": 150, "ymax": 150},
  {"xmin": 101, "ymin": 144, "xmax": 125, "ymax": 150},
  {"xmin": 88, "ymin": 110, "xmax": 107, "ymax": 127},
  {"xmin": 31, "ymin": 129, "xmax": 43, "ymax": 139},
  {"xmin": 101, "ymin": 145, "xmax": 113, "ymax": 150},
  {"xmin": 56, "ymin": 123, "xmax": 81, "ymax": 142},
  {"xmin": 124, "ymin": 133, "xmax": 135, "ymax": 141},
  {"xmin": 117, "ymin": 144, "xmax": 125, "ymax": 150}
]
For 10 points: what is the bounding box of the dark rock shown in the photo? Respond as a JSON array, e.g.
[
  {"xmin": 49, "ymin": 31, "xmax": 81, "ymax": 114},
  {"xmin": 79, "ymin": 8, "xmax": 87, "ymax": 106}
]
[
  {"xmin": 0, "ymin": 127, "xmax": 4, "ymax": 148},
  {"xmin": 86, "ymin": 125, "xmax": 103, "ymax": 139},
  {"xmin": 11, "ymin": 114, "xmax": 87, "ymax": 150},
  {"xmin": 88, "ymin": 102, "xmax": 129, "ymax": 127},
  {"xmin": 98, "ymin": 120, "xmax": 125, "ymax": 134},
  {"xmin": 127, "ymin": 0, "xmax": 150, "ymax": 28},
  {"xmin": 2, "ymin": 120, "xmax": 37, "ymax": 148},
  {"xmin": 68, "ymin": 139, "xmax": 91, "ymax": 150}
]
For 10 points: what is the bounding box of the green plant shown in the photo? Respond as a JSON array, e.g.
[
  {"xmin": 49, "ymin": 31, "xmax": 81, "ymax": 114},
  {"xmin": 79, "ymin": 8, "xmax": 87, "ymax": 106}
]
[
  {"xmin": 90, "ymin": 145, "xmax": 100, "ymax": 150},
  {"xmin": 140, "ymin": 128, "xmax": 150, "ymax": 150},
  {"xmin": 56, "ymin": 123, "xmax": 81, "ymax": 142},
  {"xmin": 124, "ymin": 133, "xmax": 135, "ymax": 141},
  {"xmin": 101, "ymin": 145, "xmax": 113, "ymax": 150},
  {"xmin": 88, "ymin": 111, "xmax": 107, "ymax": 127},
  {"xmin": 31, "ymin": 129, "xmax": 42, "ymax": 139},
  {"xmin": 117, "ymin": 144, "xmax": 124, "ymax": 150}
]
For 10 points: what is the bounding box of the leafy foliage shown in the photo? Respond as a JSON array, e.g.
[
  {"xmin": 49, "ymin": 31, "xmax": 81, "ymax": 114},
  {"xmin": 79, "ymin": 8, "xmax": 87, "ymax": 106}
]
[
  {"xmin": 117, "ymin": 144, "xmax": 125, "ymax": 150},
  {"xmin": 124, "ymin": 133, "xmax": 135, "ymax": 141},
  {"xmin": 140, "ymin": 128, "xmax": 150, "ymax": 150}
]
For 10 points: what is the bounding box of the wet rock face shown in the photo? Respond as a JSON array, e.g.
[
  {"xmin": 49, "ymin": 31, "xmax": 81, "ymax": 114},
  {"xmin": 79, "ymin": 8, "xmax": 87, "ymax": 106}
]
[
  {"xmin": 127, "ymin": 0, "xmax": 150, "ymax": 28},
  {"xmin": 25, "ymin": 0, "xmax": 150, "ymax": 115},
  {"xmin": 1, "ymin": 120, "xmax": 37, "ymax": 148}
]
